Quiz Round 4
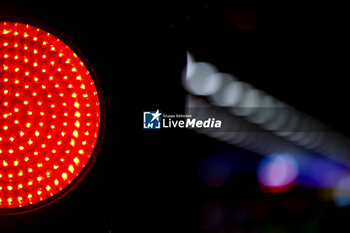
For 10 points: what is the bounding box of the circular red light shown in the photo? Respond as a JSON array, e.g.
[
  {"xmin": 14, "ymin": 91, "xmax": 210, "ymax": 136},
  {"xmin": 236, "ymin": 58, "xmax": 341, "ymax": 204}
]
[{"xmin": 0, "ymin": 21, "xmax": 103, "ymax": 212}]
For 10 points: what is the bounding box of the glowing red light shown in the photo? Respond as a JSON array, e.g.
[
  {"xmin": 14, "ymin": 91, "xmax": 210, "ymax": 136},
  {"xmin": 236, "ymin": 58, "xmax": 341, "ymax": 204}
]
[{"xmin": 0, "ymin": 21, "xmax": 102, "ymax": 210}]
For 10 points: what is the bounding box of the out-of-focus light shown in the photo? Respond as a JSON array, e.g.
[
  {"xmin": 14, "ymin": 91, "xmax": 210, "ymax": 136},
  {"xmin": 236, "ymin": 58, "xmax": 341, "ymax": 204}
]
[
  {"xmin": 186, "ymin": 95, "xmax": 306, "ymax": 157},
  {"xmin": 0, "ymin": 21, "xmax": 104, "ymax": 213},
  {"xmin": 297, "ymin": 155, "xmax": 348, "ymax": 189},
  {"xmin": 274, "ymin": 108, "xmax": 299, "ymax": 137},
  {"xmin": 247, "ymin": 94, "xmax": 276, "ymax": 125},
  {"xmin": 231, "ymin": 87, "xmax": 261, "ymax": 116},
  {"xmin": 182, "ymin": 52, "xmax": 221, "ymax": 96},
  {"xmin": 207, "ymin": 72, "xmax": 237, "ymax": 106},
  {"xmin": 257, "ymin": 154, "xmax": 298, "ymax": 193},
  {"xmin": 183, "ymin": 52, "xmax": 350, "ymax": 166},
  {"xmin": 333, "ymin": 175, "xmax": 350, "ymax": 207},
  {"xmin": 261, "ymin": 102, "xmax": 288, "ymax": 132},
  {"xmin": 212, "ymin": 80, "xmax": 245, "ymax": 107}
]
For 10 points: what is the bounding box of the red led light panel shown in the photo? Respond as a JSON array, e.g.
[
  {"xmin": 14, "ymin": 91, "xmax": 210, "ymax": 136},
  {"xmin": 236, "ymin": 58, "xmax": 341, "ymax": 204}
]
[{"xmin": 0, "ymin": 21, "xmax": 103, "ymax": 211}]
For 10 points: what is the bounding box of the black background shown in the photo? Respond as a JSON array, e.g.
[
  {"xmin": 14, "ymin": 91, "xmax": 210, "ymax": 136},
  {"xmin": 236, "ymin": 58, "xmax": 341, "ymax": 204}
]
[{"xmin": 1, "ymin": 0, "xmax": 350, "ymax": 232}]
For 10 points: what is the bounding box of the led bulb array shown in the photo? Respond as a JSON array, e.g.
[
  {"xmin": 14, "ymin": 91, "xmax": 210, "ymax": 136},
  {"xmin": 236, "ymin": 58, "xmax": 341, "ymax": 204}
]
[{"xmin": 0, "ymin": 21, "xmax": 101, "ymax": 209}]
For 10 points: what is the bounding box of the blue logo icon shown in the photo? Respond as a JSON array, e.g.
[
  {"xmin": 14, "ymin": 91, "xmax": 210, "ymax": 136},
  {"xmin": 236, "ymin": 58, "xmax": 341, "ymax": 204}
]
[{"xmin": 143, "ymin": 110, "xmax": 162, "ymax": 129}]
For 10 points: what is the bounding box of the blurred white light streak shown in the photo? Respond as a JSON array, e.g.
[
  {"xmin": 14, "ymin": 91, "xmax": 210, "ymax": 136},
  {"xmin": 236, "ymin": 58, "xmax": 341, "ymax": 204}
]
[
  {"xmin": 186, "ymin": 95, "xmax": 306, "ymax": 157},
  {"xmin": 248, "ymin": 94, "xmax": 277, "ymax": 124},
  {"xmin": 183, "ymin": 51, "xmax": 350, "ymax": 165},
  {"xmin": 233, "ymin": 88, "xmax": 261, "ymax": 116},
  {"xmin": 182, "ymin": 53, "xmax": 221, "ymax": 96}
]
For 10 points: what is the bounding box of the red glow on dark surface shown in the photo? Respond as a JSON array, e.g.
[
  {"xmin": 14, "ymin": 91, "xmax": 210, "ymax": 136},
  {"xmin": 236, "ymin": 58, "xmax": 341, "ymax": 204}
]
[
  {"xmin": 0, "ymin": 21, "xmax": 101, "ymax": 209},
  {"xmin": 229, "ymin": 6, "xmax": 257, "ymax": 32}
]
